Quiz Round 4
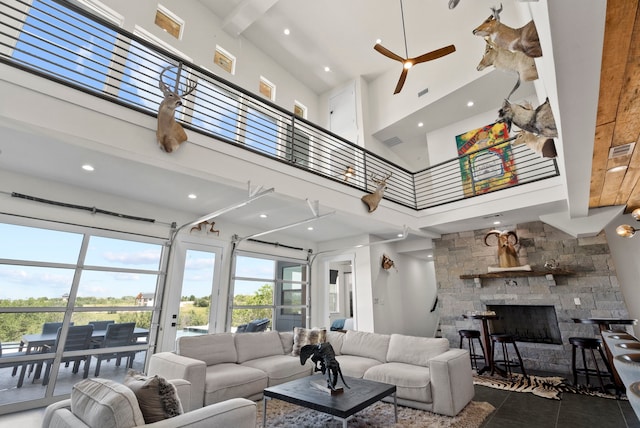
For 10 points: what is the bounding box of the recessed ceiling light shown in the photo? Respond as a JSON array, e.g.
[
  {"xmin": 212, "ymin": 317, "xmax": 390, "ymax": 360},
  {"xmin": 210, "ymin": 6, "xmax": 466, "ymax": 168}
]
[
  {"xmin": 324, "ymin": 66, "xmax": 331, "ymax": 72},
  {"xmin": 259, "ymin": 213, "xmax": 268, "ymax": 218},
  {"xmin": 188, "ymin": 194, "xmax": 197, "ymax": 199},
  {"xmin": 81, "ymin": 164, "xmax": 94, "ymax": 172},
  {"xmin": 418, "ymin": 122, "xmax": 424, "ymax": 127},
  {"xmin": 397, "ymin": 233, "xmax": 404, "ymax": 237},
  {"xmin": 427, "ymin": 254, "xmax": 433, "ymax": 258},
  {"xmin": 307, "ymin": 226, "xmax": 314, "ymax": 231},
  {"xmin": 375, "ymin": 38, "xmax": 382, "ymax": 44},
  {"xmin": 607, "ymin": 165, "xmax": 628, "ymax": 173},
  {"xmin": 283, "ymin": 28, "xmax": 290, "ymax": 35},
  {"xmin": 493, "ymin": 221, "xmax": 501, "ymax": 225},
  {"xmin": 467, "ymin": 101, "xmax": 474, "ymax": 107}
]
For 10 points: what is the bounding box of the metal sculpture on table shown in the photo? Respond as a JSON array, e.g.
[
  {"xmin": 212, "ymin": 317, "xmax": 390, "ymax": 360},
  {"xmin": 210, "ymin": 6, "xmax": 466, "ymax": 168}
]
[{"xmin": 300, "ymin": 342, "xmax": 350, "ymax": 393}]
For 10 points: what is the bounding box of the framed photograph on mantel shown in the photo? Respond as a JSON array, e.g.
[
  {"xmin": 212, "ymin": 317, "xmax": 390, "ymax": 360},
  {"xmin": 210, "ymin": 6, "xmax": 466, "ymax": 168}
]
[{"xmin": 456, "ymin": 122, "xmax": 517, "ymax": 197}]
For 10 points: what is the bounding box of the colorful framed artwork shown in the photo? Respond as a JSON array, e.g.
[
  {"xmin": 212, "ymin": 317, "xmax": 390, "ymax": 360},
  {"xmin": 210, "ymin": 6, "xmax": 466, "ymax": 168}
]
[{"xmin": 456, "ymin": 122, "xmax": 517, "ymax": 197}]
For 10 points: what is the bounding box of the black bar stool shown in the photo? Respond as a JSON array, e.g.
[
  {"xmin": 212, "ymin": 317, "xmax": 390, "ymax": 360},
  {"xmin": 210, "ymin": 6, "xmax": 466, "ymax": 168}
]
[
  {"xmin": 491, "ymin": 334, "xmax": 527, "ymax": 378},
  {"xmin": 458, "ymin": 329, "xmax": 485, "ymax": 370},
  {"xmin": 568, "ymin": 337, "xmax": 613, "ymax": 392}
]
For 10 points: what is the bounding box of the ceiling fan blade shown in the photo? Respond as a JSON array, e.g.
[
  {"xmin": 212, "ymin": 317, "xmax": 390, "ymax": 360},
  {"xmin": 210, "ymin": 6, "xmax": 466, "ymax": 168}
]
[
  {"xmin": 411, "ymin": 44, "xmax": 456, "ymax": 65},
  {"xmin": 374, "ymin": 43, "xmax": 405, "ymax": 63},
  {"xmin": 394, "ymin": 68, "xmax": 409, "ymax": 94}
]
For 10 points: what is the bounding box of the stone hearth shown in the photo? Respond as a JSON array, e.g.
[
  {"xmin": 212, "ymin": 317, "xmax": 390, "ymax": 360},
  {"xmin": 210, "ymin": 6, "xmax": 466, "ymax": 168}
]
[{"xmin": 434, "ymin": 221, "xmax": 630, "ymax": 373}]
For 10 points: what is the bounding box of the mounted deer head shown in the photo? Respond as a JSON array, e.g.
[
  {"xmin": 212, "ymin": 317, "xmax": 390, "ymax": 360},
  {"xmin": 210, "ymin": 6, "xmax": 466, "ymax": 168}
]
[
  {"xmin": 157, "ymin": 65, "xmax": 197, "ymax": 153},
  {"xmin": 361, "ymin": 172, "xmax": 392, "ymax": 213}
]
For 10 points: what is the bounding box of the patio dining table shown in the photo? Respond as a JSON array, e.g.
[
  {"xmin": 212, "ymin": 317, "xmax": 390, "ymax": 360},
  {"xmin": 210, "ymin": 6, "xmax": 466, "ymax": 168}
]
[
  {"xmin": 20, "ymin": 326, "xmax": 150, "ymax": 354},
  {"xmin": 14, "ymin": 326, "xmax": 149, "ymax": 387}
]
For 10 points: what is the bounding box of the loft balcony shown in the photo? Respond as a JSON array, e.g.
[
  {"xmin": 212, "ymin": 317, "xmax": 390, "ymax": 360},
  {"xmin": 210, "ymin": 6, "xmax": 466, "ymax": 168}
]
[{"xmin": 0, "ymin": 0, "xmax": 560, "ymax": 230}]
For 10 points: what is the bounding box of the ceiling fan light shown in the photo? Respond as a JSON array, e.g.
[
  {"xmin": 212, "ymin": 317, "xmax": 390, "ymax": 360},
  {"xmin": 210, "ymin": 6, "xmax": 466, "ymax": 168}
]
[
  {"xmin": 632, "ymin": 207, "xmax": 640, "ymax": 221},
  {"xmin": 616, "ymin": 224, "xmax": 636, "ymax": 238},
  {"xmin": 404, "ymin": 61, "xmax": 413, "ymax": 69}
]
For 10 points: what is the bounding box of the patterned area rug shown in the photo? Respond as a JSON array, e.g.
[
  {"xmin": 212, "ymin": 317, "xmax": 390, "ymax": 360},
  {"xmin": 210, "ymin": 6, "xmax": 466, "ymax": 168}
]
[
  {"xmin": 256, "ymin": 399, "xmax": 495, "ymax": 427},
  {"xmin": 473, "ymin": 373, "xmax": 625, "ymax": 401}
]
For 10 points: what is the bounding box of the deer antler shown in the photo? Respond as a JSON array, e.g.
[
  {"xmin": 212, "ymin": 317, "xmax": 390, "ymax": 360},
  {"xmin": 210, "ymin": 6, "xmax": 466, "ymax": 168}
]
[{"xmin": 491, "ymin": 3, "xmax": 503, "ymax": 21}]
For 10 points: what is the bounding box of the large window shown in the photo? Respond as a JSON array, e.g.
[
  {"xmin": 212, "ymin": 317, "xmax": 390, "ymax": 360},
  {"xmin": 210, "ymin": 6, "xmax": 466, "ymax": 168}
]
[
  {"xmin": 230, "ymin": 254, "xmax": 308, "ymax": 332},
  {"xmin": 0, "ymin": 220, "xmax": 165, "ymax": 408},
  {"xmin": 191, "ymin": 81, "xmax": 240, "ymax": 142},
  {"xmin": 245, "ymin": 107, "xmax": 279, "ymax": 156},
  {"xmin": 11, "ymin": 0, "xmax": 117, "ymax": 92}
]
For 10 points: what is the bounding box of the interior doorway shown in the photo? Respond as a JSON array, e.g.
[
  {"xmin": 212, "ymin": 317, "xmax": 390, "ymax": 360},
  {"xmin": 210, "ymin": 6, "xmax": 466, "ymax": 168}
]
[{"xmin": 323, "ymin": 255, "xmax": 355, "ymax": 329}]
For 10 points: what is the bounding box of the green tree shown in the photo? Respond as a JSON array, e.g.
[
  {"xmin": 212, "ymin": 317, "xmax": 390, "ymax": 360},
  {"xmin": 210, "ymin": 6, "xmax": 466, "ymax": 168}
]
[{"xmin": 232, "ymin": 284, "xmax": 273, "ymax": 327}]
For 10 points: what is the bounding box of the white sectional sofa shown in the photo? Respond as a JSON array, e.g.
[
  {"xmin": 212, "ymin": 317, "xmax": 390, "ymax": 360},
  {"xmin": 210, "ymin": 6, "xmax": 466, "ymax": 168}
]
[{"xmin": 148, "ymin": 329, "xmax": 475, "ymax": 417}]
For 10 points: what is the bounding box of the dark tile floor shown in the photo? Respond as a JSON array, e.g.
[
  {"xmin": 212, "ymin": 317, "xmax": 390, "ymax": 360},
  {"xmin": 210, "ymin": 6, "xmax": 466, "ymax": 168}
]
[{"xmin": 476, "ymin": 372, "xmax": 640, "ymax": 428}]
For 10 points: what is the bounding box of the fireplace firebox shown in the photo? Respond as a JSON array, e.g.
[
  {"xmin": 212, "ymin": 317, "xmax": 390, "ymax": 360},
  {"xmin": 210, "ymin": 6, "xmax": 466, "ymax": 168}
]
[{"xmin": 487, "ymin": 304, "xmax": 562, "ymax": 344}]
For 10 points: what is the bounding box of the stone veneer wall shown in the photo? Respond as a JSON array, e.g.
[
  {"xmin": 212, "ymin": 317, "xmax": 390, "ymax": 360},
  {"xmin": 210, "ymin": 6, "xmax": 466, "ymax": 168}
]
[{"xmin": 434, "ymin": 221, "xmax": 630, "ymax": 373}]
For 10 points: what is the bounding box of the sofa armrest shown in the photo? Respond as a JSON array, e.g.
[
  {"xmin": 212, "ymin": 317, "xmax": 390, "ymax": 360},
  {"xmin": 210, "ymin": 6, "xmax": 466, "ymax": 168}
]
[
  {"xmin": 428, "ymin": 349, "xmax": 475, "ymax": 417},
  {"xmin": 149, "ymin": 352, "xmax": 206, "ymax": 412},
  {"xmin": 144, "ymin": 398, "xmax": 256, "ymax": 428},
  {"xmin": 42, "ymin": 399, "xmax": 74, "ymax": 428},
  {"xmin": 168, "ymin": 379, "xmax": 192, "ymax": 413}
]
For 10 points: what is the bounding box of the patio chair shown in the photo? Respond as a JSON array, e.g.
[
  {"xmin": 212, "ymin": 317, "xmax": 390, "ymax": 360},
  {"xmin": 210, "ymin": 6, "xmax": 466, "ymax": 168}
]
[
  {"xmin": 93, "ymin": 322, "xmax": 136, "ymax": 376},
  {"xmin": 21, "ymin": 321, "xmax": 76, "ymax": 377},
  {"xmin": 40, "ymin": 324, "xmax": 94, "ymax": 385},
  {"xmin": 88, "ymin": 320, "xmax": 116, "ymax": 331},
  {"xmin": 245, "ymin": 318, "xmax": 270, "ymax": 332},
  {"xmin": 88, "ymin": 320, "xmax": 116, "ymax": 347},
  {"xmin": 0, "ymin": 341, "xmax": 29, "ymax": 388}
]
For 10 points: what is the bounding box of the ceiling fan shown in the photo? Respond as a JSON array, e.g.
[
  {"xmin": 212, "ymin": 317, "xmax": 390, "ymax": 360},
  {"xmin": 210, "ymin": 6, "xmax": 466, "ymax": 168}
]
[{"xmin": 374, "ymin": 0, "xmax": 456, "ymax": 94}]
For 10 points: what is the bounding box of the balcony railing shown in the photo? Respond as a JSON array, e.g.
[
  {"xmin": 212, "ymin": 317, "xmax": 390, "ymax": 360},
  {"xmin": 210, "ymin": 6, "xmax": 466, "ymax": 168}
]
[{"xmin": 0, "ymin": 0, "xmax": 559, "ymax": 211}]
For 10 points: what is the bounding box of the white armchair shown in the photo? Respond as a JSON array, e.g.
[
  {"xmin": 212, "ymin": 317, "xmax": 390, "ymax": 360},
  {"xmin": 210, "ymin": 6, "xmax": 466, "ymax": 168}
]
[{"xmin": 41, "ymin": 378, "xmax": 256, "ymax": 428}]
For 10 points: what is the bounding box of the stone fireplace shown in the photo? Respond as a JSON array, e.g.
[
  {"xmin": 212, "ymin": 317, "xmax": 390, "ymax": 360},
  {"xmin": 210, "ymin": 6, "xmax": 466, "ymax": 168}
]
[{"xmin": 434, "ymin": 221, "xmax": 630, "ymax": 373}]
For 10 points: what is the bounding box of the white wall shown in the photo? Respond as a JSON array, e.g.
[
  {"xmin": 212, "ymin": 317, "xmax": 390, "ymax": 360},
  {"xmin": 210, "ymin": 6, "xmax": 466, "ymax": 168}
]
[
  {"xmin": 94, "ymin": 0, "xmax": 320, "ymax": 122},
  {"xmin": 369, "ymin": 243, "xmax": 438, "ymax": 337}
]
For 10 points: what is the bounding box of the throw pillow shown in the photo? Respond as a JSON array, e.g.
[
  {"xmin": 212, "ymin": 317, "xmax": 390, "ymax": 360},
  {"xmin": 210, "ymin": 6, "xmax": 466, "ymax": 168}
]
[
  {"xmin": 291, "ymin": 327, "xmax": 326, "ymax": 357},
  {"xmin": 123, "ymin": 369, "xmax": 183, "ymax": 424}
]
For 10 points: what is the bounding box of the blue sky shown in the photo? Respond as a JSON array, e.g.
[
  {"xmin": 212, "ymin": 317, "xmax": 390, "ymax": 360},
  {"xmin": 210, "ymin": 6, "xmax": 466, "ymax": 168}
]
[{"xmin": 0, "ymin": 224, "xmax": 277, "ymax": 301}]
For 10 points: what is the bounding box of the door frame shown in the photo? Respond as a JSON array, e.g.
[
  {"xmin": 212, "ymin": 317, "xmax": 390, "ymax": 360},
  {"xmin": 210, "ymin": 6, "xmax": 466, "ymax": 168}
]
[{"xmin": 157, "ymin": 236, "xmax": 224, "ymax": 352}]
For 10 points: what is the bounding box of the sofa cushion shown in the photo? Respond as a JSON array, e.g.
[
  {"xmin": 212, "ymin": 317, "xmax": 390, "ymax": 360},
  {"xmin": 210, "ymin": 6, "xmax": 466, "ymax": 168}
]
[
  {"xmin": 364, "ymin": 362, "xmax": 433, "ymax": 403},
  {"xmin": 123, "ymin": 370, "xmax": 183, "ymax": 424},
  {"xmin": 204, "ymin": 363, "xmax": 268, "ymax": 405},
  {"xmin": 241, "ymin": 354, "xmax": 313, "ymax": 385},
  {"xmin": 235, "ymin": 331, "xmax": 284, "ymax": 363},
  {"xmin": 291, "ymin": 327, "xmax": 327, "ymax": 356},
  {"xmin": 386, "ymin": 335, "xmax": 449, "ymax": 367},
  {"xmin": 177, "ymin": 333, "xmax": 237, "ymax": 365},
  {"xmin": 341, "ymin": 330, "xmax": 390, "ymax": 362},
  {"xmin": 279, "ymin": 331, "xmax": 294, "ymax": 354},
  {"xmin": 334, "ymin": 355, "xmax": 383, "ymax": 378},
  {"xmin": 70, "ymin": 378, "xmax": 145, "ymax": 428},
  {"xmin": 326, "ymin": 331, "xmax": 345, "ymax": 355}
]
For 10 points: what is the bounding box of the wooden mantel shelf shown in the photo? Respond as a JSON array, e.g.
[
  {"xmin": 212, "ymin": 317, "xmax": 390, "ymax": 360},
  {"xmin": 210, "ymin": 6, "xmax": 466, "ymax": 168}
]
[
  {"xmin": 460, "ymin": 269, "xmax": 575, "ymax": 279},
  {"xmin": 460, "ymin": 269, "xmax": 575, "ymax": 287}
]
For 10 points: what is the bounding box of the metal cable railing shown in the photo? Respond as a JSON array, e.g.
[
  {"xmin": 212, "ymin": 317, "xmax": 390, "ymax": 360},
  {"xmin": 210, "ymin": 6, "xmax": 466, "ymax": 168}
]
[{"xmin": 0, "ymin": 0, "xmax": 559, "ymax": 211}]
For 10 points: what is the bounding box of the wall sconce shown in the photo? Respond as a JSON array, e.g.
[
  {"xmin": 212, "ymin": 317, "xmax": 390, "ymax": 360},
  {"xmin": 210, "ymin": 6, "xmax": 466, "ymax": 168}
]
[
  {"xmin": 343, "ymin": 166, "xmax": 355, "ymax": 181},
  {"xmin": 616, "ymin": 208, "xmax": 640, "ymax": 238}
]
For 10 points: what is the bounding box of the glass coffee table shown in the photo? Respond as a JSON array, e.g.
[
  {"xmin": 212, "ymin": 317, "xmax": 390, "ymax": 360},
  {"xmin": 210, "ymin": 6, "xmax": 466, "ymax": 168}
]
[{"xmin": 263, "ymin": 374, "xmax": 397, "ymax": 427}]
